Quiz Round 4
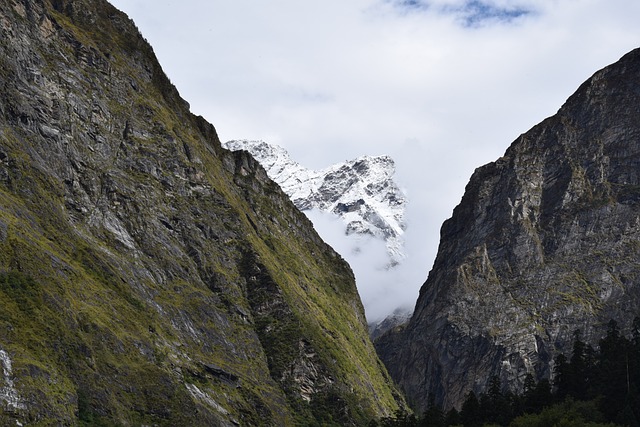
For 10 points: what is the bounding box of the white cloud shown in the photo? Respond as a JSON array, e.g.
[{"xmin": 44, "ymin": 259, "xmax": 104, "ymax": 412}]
[
  {"xmin": 305, "ymin": 209, "xmax": 421, "ymax": 322},
  {"xmin": 109, "ymin": 0, "xmax": 640, "ymax": 320},
  {"xmin": 385, "ymin": 0, "xmax": 535, "ymax": 27}
]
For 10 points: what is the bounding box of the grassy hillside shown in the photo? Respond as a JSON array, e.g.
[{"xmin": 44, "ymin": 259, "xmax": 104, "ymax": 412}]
[{"xmin": 0, "ymin": 0, "xmax": 404, "ymax": 424}]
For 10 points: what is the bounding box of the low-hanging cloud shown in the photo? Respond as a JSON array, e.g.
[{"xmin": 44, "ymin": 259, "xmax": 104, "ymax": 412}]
[{"xmin": 305, "ymin": 209, "xmax": 422, "ymax": 323}]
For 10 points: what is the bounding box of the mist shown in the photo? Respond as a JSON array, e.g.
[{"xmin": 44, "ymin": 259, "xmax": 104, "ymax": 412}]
[{"xmin": 305, "ymin": 202, "xmax": 432, "ymax": 323}]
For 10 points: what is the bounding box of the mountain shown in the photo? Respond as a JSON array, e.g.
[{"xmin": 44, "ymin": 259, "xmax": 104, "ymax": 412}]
[
  {"xmin": 376, "ymin": 48, "xmax": 640, "ymax": 412},
  {"xmin": 369, "ymin": 307, "xmax": 412, "ymax": 341},
  {"xmin": 223, "ymin": 140, "xmax": 407, "ymax": 266},
  {"xmin": 0, "ymin": 0, "xmax": 405, "ymax": 425}
]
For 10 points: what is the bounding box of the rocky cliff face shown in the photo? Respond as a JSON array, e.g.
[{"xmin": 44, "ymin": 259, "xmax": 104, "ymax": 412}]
[
  {"xmin": 369, "ymin": 307, "xmax": 412, "ymax": 341},
  {"xmin": 223, "ymin": 140, "xmax": 407, "ymax": 266},
  {"xmin": 376, "ymin": 48, "xmax": 640, "ymax": 412},
  {"xmin": 0, "ymin": 0, "xmax": 403, "ymax": 425}
]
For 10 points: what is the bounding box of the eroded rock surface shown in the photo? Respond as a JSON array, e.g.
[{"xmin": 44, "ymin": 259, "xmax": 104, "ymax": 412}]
[
  {"xmin": 377, "ymin": 48, "xmax": 640, "ymax": 412},
  {"xmin": 0, "ymin": 0, "xmax": 403, "ymax": 424}
]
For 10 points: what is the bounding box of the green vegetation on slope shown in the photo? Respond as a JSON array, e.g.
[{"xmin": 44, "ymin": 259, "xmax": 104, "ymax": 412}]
[{"xmin": 0, "ymin": 0, "xmax": 404, "ymax": 425}]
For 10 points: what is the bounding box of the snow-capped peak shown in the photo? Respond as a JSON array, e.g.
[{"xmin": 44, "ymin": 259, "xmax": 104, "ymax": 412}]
[{"xmin": 222, "ymin": 140, "xmax": 407, "ymax": 265}]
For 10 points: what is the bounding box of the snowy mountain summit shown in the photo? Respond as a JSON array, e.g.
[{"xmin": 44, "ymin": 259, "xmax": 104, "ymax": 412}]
[{"xmin": 223, "ymin": 140, "xmax": 407, "ymax": 265}]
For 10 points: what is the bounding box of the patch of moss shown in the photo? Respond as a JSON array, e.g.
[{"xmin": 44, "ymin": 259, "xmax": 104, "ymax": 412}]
[{"xmin": 0, "ymin": 271, "xmax": 42, "ymax": 313}]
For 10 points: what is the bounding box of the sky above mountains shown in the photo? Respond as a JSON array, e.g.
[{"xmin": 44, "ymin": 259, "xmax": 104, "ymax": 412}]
[{"xmin": 109, "ymin": 0, "xmax": 640, "ymax": 321}]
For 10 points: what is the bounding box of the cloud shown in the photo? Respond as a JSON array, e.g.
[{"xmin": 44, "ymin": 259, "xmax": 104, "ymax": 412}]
[
  {"xmin": 388, "ymin": 0, "xmax": 430, "ymax": 12},
  {"xmin": 388, "ymin": 0, "xmax": 534, "ymax": 27},
  {"xmin": 305, "ymin": 209, "xmax": 422, "ymax": 322},
  {"xmin": 109, "ymin": 0, "xmax": 640, "ymax": 320},
  {"xmin": 455, "ymin": 1, "xmax": 532, "ymax": 26}
]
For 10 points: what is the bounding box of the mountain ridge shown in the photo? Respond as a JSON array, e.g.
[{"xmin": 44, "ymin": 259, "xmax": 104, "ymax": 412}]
[
  {"xmin": 0, "ymin": 0, "xmax": 404, "ymax": 424},
  {"xmin": 376, "ymin": 47, "xmax": 640, "ymax": 412},
  {"xmin": 223, "ymin": 139, "xmax": 407, "ymax": 266}
]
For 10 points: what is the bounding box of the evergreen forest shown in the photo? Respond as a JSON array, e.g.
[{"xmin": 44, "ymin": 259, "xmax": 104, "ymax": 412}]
[{"xmin": 372, "ymin": 318, "xmax": 640, "ymax": 427}]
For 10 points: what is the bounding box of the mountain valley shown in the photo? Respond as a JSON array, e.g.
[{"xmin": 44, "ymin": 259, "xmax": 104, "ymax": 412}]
[{"xmin": 0, "ymin": 0, "xmax": 639, "ymax": 425}]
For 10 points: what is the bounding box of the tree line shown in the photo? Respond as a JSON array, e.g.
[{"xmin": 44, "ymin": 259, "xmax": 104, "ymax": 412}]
[{"xmin": 371, "ymin": 318, "xmax": 640, "ymax": 427}]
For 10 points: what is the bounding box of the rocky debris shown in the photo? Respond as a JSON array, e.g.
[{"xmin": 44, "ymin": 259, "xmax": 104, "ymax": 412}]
[{"xmin": 376, "ymin": 48, "xmax": 640, "ymax": 412}]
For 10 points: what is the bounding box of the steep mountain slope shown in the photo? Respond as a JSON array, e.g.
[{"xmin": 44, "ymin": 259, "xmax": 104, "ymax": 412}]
[
  {"xmin": 0, "ymin": 0, "xmax": 404, "ymax": 425},
  {"xmin": 376, "ymin": 48, "xmax": 640, "ymax": 412},
  {"xmin": 369, "ymin": 308, "xmax": 412, "ymax": 341},
  {"xmin": 223, "ymin": 140, "xmax": 407, "ymax": 265}
]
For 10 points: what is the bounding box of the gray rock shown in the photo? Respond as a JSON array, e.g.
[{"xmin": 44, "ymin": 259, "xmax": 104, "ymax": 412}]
[
  {"xmin": 0, "ymin": 0, "xmax": 404, "ymax": 425},
  {"xmin": 376, "ymin": 48, "xmax": 640, "ymax": 412}
]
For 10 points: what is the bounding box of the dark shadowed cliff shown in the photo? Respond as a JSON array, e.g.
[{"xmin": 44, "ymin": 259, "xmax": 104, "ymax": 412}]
[
  {"xmin": 376, "ymin": 48, "xmax": 640, "ymax": 412},
  {"xmin": 0, "ymin": 0, "xmax": 404, "ymax": 425}
]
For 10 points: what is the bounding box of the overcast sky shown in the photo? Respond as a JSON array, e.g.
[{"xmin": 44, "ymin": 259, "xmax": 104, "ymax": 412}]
[{"xmin": 109, "ymin": 0, "xmax": 640, "ymax": 322}]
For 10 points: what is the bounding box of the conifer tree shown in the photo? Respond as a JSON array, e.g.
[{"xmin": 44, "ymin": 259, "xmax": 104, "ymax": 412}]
[
  {"xmin": 568, "ymin": 329, "xmax": 587, "ymax": 399},
  {"xmin": 598, "ymin": 319, "xmax": 631, "ymax": 422},
  {"xmin": 480, "ymin": 375, "xmax": 512, "ymax": 425},
  {"xmin": 553, "ymin": 353, "xmax": 570, "ymax": 399},
  {"xmin": 460, "ymin": 391, "xmax": 481, "ymax": 427},
  {"xmin": 521, "ymin": 373, "xmax": 536, "ymax": 414},
  {"xmin": 420, "ymin": 394, "xmax": 444, "ymax": 427},
  {"xmin": 444, "ymin": 408, "xmax": 461, "ymax": 427}
]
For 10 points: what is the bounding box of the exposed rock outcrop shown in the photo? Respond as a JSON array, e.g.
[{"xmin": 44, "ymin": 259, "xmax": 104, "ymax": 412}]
[
  {"xmin": 369, "ymin": 307, "xmax": 412, "ymax": 341},
  {"xmin": 376, "ymin": 48, "xmax": 640, "ymax": 412},
  {"xmin": 0, "ymin": 0, "xmax": 403, "ymax": 424}
]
